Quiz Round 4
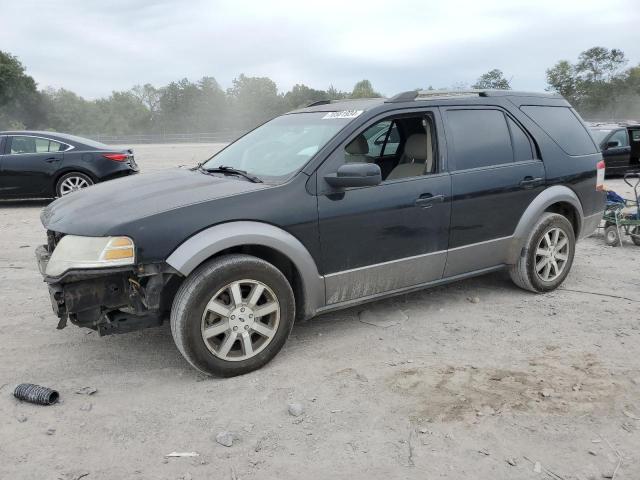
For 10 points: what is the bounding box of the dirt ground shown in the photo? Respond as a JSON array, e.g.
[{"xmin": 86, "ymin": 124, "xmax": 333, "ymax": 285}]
[{"xmin": 1, "ymin": 144, "xmax": 639, "ymax": 480}]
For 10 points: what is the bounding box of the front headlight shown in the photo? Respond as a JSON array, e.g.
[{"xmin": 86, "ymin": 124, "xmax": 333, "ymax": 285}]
[{"xmin": 45, "ymin": 235, "xmax": 135, "ymax": 277}]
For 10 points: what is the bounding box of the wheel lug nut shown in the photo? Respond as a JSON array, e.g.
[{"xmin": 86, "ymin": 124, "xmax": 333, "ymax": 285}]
[
  {"xmin": 244, "ymin": 325, "xmax": 249, "ymax": 330},
  {"xmin": 231, "ymin": 315, "xmax": 235, "ymax": 319},
  {"xmin": 233, "ymin": 326, "xmax": 238, "ymax": 331},
  {"xmin": 249, "ymin": 314, "xmax": 253, "ymax": 318},
  {"xmin": 241, "ymin": 307, "xmax": 245, "ymax": 312}
]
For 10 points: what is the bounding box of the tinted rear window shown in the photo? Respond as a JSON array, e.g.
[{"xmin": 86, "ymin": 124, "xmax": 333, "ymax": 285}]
[
  {"xmin": 445, "ymin": 109, "xmax": 513, "ymax": 170},
  {"xmin": 520, "ymin": 106, "xmax": 597, "ymax": 156}
]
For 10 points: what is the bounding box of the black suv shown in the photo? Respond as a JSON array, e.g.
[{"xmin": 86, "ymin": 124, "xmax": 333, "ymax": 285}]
[{"xmin": 35, "ymin": 90, "xmax": 606, "ymax": 377}]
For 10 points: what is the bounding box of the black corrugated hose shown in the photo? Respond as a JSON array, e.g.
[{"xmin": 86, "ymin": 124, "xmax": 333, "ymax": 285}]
[{"xmin": 14, "ymin": 383, "xmax": 59, "ymax": 405}]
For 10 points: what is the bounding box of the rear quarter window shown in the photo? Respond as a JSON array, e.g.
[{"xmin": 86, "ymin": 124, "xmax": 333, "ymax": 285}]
[{"xmin": 520, "ymin": 105, "xmax": 597, "ymax": 156}]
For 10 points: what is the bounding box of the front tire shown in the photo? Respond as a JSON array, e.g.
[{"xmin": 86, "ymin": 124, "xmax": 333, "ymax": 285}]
[
  {"xmin": 509, "ymin": 213, "xmax": 576, "ymax": 293},
  {"xmin": 170, "ymin": 254, "xmax": 295, "ymax": 377},
  {"xmin": 56, "ymin": 172, "xmax": 94, "ymax": 197}
]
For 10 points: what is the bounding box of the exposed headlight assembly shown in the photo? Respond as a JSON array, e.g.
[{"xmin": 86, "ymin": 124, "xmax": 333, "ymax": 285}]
[{"xmin": 45, "ymin": 235, "xmax": 135, "ymax": 277}]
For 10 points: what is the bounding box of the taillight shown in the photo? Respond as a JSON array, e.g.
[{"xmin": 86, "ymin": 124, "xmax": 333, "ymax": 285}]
[
  {"xmin": 596, "ymin": 160, "xmax": 605, "ymax": 191},
  {"xmin": 103, "ymin": 153, "xmax": 128, "ymax": 162}
]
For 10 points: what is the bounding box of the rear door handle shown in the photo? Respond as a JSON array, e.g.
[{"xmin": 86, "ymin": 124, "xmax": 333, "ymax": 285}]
[
  {"xmin": 415, "ymin": 194, "xmax": 444, "ymax": 208},
  {"xmin": 520, "ymin": 176, "xmax": 543, "ymax": 188}
]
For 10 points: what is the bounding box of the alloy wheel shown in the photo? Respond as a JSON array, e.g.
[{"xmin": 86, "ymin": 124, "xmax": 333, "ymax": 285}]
[
  {"xmin": 534, "ymin": 227, "xmax": 570, "ymax": 282},
  {"xmin": 200, "ymin": 279, "xmax": 280, "ymax": 361},
  {"xmin": 59, "ymin": 175, "xmax": 91, "ymax": 195}
]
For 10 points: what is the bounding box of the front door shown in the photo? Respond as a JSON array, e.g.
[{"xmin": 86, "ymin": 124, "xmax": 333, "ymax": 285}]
[
  {"xmin": 601, "ymin": 129, "xmax": 631, "ymax": 174},
  {"xmin": 316, "ymin": 109, "xmax": 451, "ymax": 305},
  {"xmin": 0, "ymin": 135, "xmax": 64, "ymax": 196},
  {"xmin": 441, "ymin": 107, "xmax": 546, "ymax": 277}
]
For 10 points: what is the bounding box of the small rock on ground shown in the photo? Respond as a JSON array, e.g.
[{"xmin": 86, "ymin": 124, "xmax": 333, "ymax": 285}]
[
  {"xmin": 215, "ymin": 431, "xmax": 236, "ymax": 447},
  {"xmin": 288, "ymin": 402, "xmax": 304, "ymax": 417}
]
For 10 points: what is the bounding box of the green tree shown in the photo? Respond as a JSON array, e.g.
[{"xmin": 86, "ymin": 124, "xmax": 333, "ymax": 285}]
[
  {"xmin": 472, "ymin": 69, "xmax": 511, "ymax": 90},
  {"xmin": 0, "ymin": 51, "xmax": 42, "ymax": 129},
  {"xmin": 226, "ymin": 74, "xmax": 286, "ymax": 129},
  {"xmin": 575, "ymin": 47, "xmax": 627, "ymax": 83},
  {"xmin": 326, "ymin": 84, "xmax": 348, "ymax": 101},
  {"xmin": 545, "ymin": 47, "xmax": 638, "ymax": 119},
  {"xmin": 350, "ymin": 80, "xmax": 381, "ymax": 98},
  {"xmin": 546, "ymin": 60, "xmax": 578, "ymax": 104},
  {"xmin": 284, "ymin": 84, "xmax": 328, "ymax": 109}
]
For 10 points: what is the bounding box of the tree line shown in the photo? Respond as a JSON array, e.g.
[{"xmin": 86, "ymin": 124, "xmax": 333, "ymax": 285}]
[{"xmin": 1, "ymin": 46, "xmax": 639, "ymax": 137}]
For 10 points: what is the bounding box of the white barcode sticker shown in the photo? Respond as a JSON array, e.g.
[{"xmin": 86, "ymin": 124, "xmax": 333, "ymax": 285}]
[{"xmin": 322, "ymin": 110, "xmax": 363, "ymax": 120}]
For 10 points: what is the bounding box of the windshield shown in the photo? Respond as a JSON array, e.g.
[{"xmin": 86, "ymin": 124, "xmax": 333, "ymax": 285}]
[
  {"xmin": 590, "ymin": 129, "xmax": 611, "ymax": 144},
  {"xmin": 202, "ymin": 112, "xmax": 355, "ymax": 181}
]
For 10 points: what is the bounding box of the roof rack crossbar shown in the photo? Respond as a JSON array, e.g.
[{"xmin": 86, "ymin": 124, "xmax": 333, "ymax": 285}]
[{"xmin": 386, "ymin": 89, "xmax": 486, "ymax": 103}]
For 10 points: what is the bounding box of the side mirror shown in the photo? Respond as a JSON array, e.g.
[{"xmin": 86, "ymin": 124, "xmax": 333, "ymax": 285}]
[
  {"xmin": 324, "ymin": 163, "xmax": 381, "ymax": 188},
  {"xmin": 606, "ymin": 140, "xmax": 621, "ymax": 149}
]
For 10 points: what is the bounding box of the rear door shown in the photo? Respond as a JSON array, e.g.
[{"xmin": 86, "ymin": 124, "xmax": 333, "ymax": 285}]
[
  {"xmin": 0, "ymin": 135, "xmax": 65, "ymax": 196},
  {"xmin": 442, "ymin": 107, "xmax": 545, "ymax": 277}
]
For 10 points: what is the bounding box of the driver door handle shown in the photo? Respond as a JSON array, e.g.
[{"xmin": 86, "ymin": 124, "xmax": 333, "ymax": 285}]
[
  {"xmin": 519, "ymin": 176, "xmax": 543, "ymax": 188},
  {"xmin": 45, "ymin": 157, "xmax": 60, "ymax": 163},
  {"xmin": 415, "ymin": 193, "xmax": 444, "ymax": 208}
]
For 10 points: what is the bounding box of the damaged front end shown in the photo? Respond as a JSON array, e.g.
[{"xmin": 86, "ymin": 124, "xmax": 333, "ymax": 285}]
[{"xmin": 36, "ymin": 232, "xmax": 181, "ymax": 336}]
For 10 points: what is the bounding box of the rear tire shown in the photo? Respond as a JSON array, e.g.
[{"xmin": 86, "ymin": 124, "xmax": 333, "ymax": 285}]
[
  {"xmin": 509, "ymin": 213, "xmax": 576, "ymax": 293},
  {"xmin": 55, "ymin": 172, "xmax": 94, "ymax": 197},
  {"xmin": 170, "ymin": 254, "xmax": 295, "ymax": 377},
  {"xmin": 604, "ymin": 225, "xmax": 621, "ymax": 247},
  {"xmin": 630, "ymin": 226, "xmax": 640, "ymax": 246}
]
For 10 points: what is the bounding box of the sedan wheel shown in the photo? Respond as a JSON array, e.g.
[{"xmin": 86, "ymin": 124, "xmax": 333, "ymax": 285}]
[{"xmin": 56, "ymin": 172, "xmax": 94, "ymax": 196}]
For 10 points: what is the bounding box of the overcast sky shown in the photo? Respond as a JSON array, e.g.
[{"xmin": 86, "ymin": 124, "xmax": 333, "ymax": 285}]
[{"xmin": 2, "ymin": 0, "xmax": 639, "ymax": 99}]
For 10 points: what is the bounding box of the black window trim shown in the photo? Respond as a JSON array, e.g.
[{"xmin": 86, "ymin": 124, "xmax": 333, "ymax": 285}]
[
  {"xmin": 519, "ymin": 104, "xmax": 599, "ymax": 156},
  {"xmin": 442, "ymin": 105, "xmax": 540, "ymax": 174},
  {"xmin": 315, "ymin": 107, "xmax": 447, "ymax": 193},
  {"xmin": 7, "ymin": 134, "xmax": 74, "ymax": 155}
]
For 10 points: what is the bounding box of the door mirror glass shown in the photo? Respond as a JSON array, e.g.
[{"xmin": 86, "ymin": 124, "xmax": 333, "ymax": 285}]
[{"xmin": 324, "ymin": 163, "xmax": 381, "ymax": 188}]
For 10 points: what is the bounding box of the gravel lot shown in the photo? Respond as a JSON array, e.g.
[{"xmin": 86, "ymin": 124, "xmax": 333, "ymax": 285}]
[{"xmin": 1, "ymin": 144, "xmax": 639, "ymax": 480}]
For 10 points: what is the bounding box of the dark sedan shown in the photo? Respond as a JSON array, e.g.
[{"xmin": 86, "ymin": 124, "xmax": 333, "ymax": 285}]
[{"xmin": 0, "ymin": 131, "xmax": 139, "ymax": 198}]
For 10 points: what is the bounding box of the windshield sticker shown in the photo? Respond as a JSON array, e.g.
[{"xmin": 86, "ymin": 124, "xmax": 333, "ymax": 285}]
[{"xmin": 322, "ymin": 110, "xmax": 363, "ymax": 120}]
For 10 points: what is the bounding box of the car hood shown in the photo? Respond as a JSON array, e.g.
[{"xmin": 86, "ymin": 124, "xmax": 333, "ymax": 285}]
[{"xmin": 41, "ymin": 168, "xmax": 270, "ymax": 236}]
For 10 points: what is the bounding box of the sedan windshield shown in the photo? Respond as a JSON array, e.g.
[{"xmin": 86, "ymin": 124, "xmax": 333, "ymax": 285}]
[{"xmin": 202, "ymin": 112, "xmax": 355, "ymax": 181}]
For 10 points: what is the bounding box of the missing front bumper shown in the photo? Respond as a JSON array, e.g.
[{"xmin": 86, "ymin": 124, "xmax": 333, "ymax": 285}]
[{"xmin": 36, "ymin": 244, "xmax": 175, "ymax": 335}]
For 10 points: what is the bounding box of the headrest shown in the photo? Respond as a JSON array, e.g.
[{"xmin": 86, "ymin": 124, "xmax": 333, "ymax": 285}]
[
  {"xmin": 345, "ymin": 134, "xmax": 369, "ymax": 155},
  {"xmin": 404, "ymin": 133, "xmax": 428, "ymax": 160}
]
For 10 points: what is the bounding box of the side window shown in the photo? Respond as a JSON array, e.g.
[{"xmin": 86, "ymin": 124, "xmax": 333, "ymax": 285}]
[
  {"xmin": 35, "ymin": 138, "xmax": 51, "ymax": 153},
  {"xmin": 446, "ymin": 109, "xmax": 513, "ymax": 170},
  {"xmin": 340, "ymin": 113, "xmax": 437, "ymax": 181},
  {"xmin": 608, "ymin": 129, "xmax": 629, "ymax": 148},
  {"xmin": 520, "ymin": 105, "xmax": 598, "ymax": 156},
  {"xmin": 506, "ymin": 117, "xmax": 534, "ymax": 161},
  {"xmin": 10, "ymin": 136, "xmax": 37, "ymax": 154},
  {"xmin": 9, "ymin": 136, "xmax": 65, "ymax": 154}
]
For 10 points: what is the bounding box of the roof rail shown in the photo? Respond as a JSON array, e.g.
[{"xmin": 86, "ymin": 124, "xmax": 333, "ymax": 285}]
[
  {"xmin": 306, "ymin": 100, "xmax": 332, "ymax": 107},
  {"xmin": 386, "ymin": 89, "xmax": 486, "ymax": 103}
]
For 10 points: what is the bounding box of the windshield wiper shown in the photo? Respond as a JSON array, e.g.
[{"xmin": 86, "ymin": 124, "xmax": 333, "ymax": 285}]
[{"xmin": 199, "ymin": 165, "xmax": 263, "ymax": 183}]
